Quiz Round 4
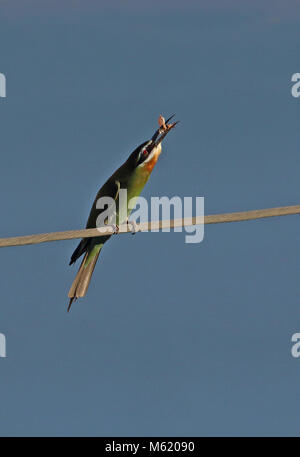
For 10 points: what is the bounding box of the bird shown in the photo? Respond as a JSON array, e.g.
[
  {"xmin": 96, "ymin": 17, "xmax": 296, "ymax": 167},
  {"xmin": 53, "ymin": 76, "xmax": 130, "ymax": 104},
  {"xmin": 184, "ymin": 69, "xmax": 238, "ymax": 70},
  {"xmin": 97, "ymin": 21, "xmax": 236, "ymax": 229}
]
[{"xmin": 67, "ymin": 115, "xmax": 178, "ymax": 311}]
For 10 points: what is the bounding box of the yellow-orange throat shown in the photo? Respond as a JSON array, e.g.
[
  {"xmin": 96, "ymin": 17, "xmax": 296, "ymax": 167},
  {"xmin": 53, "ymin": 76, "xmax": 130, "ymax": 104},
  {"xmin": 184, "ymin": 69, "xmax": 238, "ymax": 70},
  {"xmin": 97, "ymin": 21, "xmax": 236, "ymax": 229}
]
[
  {"xmin": 128, "ymin": 143, "xmax": 162, "ymax": 201},
  {"xmin": 141, "ymin": 143, "xmax": 162, "ymax": 175}
]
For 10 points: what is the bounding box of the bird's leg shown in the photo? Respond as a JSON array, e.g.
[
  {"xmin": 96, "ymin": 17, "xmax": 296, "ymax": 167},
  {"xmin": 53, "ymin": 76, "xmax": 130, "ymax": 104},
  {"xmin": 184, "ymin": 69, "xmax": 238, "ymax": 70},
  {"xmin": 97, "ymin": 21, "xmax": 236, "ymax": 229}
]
[
  {"xmin": 127, "ymin": 219, "xmax": 139, "ymax": 235},
  {"xmin": 112, "ymin": 224, "xmax": 119, "ymax": 234}
]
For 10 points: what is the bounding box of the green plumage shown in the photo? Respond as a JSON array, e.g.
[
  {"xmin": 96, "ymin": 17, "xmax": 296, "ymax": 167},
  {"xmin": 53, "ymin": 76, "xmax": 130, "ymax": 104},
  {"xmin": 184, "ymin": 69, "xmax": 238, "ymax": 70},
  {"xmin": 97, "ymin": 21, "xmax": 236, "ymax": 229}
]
[
  {"xmin": 67, "ymin": 115, "xmax": 177, "ymax": 311},
  {"xmin": 68, "ymin": 142, "xmax": 159, "ymax": 311}
]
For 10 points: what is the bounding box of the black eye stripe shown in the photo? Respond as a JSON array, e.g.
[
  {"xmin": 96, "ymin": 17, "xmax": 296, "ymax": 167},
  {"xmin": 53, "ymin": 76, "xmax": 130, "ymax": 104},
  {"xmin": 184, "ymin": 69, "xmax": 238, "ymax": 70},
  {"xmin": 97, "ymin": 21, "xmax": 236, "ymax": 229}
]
[{"xmin": 137, "ymin": 146, "xmax": 151, "ymax": 166}]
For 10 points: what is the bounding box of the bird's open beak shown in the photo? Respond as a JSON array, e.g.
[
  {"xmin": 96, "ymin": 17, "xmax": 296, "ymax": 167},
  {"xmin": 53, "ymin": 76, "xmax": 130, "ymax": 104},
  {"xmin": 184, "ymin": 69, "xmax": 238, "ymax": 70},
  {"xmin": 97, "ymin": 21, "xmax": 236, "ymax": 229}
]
[{"xmin": 150, "ymin": 114, "xmax": 179, "ymax": 148}]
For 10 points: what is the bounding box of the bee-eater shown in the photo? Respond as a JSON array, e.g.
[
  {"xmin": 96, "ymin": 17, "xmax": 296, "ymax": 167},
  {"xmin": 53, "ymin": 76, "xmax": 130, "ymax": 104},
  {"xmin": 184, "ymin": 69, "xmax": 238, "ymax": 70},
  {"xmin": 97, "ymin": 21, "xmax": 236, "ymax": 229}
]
[{"xmin": 68, "ymin": 115, "xmax": 178, "ymax": 311}]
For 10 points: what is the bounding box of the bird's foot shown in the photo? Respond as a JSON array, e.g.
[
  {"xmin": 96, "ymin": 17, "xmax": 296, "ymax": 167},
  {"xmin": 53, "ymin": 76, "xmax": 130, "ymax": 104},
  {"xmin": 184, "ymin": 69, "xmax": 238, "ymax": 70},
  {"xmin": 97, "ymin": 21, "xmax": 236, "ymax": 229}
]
[
  {"xmin": 127, "ymin": 220, "xmax": 139, "ymax": 235},
  {"xmin": 112, "ymin": 224, "xmax": 120, "ymax": 234}
]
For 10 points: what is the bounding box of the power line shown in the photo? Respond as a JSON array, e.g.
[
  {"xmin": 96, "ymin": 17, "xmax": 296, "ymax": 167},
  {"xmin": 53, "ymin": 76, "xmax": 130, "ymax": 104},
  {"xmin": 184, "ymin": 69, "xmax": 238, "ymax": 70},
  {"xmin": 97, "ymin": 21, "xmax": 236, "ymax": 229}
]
[{"xmin": 0, "ymin": 205, "xmax": 299, "ymax": 249}]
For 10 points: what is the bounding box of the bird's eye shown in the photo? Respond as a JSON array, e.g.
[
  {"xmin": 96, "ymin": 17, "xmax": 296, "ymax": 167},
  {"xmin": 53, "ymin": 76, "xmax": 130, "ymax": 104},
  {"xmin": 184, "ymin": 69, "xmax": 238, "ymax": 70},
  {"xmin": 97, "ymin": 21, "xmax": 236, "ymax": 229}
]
[{"xmin": 142, "ymin": 148, "xmax": 148, "ymax": 155}]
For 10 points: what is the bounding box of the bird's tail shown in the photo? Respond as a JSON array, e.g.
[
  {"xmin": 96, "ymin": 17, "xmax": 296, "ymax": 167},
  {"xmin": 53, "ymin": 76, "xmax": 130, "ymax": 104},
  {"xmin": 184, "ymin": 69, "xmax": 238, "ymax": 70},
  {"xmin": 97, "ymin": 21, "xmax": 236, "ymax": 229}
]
[{"xmin": 67, "ymin": 244, "xmax": 102, "ymax": 311}]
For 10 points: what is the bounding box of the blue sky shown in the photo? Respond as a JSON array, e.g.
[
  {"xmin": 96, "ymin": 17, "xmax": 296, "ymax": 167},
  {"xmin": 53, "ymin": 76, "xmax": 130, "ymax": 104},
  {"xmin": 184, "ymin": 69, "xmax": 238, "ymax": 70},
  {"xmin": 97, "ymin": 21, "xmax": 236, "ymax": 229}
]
[{"xmin": 0, "ymin": 0, "xmax": 300, "ymax": 436}]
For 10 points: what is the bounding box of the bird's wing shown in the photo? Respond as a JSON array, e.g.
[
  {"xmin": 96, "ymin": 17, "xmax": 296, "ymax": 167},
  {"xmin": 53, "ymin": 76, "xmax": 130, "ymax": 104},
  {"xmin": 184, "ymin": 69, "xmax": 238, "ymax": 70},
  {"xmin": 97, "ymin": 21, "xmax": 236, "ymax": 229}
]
[
  {"xmin": 69, "ymin": 179, "xmax": 121, "ymax": 265},
  {"xmin": 85, "ymin": 179, "xmax": 121, "ymax": 229}
]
